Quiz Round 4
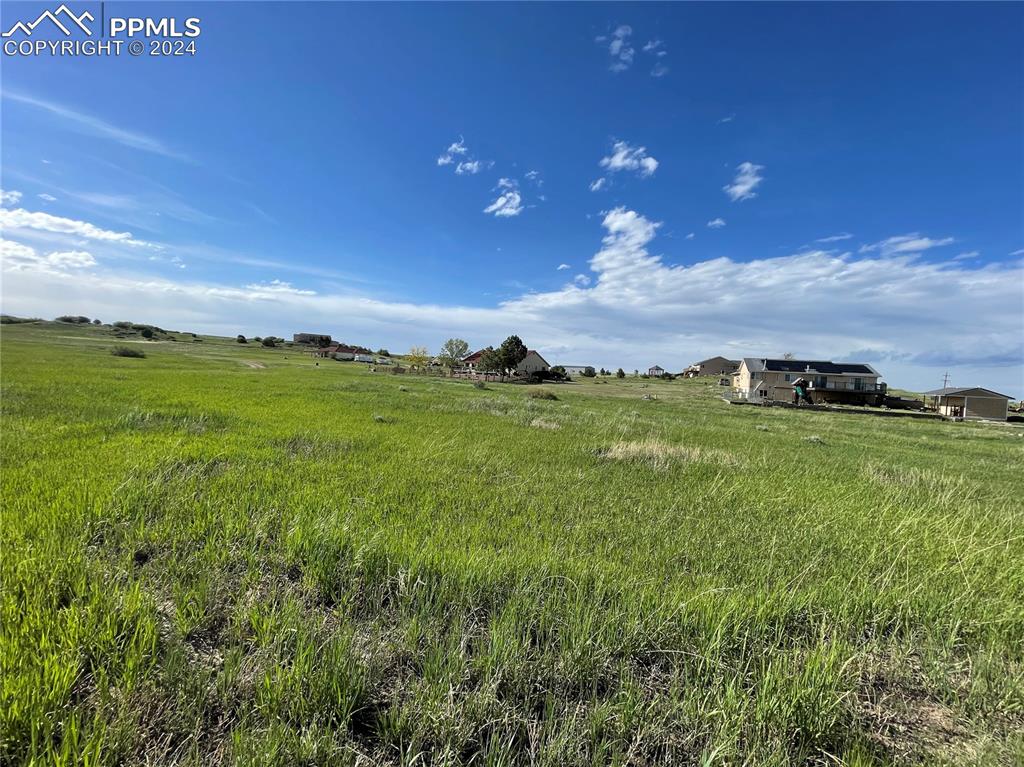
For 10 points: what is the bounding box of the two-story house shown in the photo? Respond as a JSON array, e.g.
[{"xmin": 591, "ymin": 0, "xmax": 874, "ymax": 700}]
[{"xmin": 734, "ymin": 358, "xmax": 885, "ymax": 405}]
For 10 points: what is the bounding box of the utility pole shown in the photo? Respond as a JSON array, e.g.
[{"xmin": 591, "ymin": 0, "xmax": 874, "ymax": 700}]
[{"xmin": 942, "ymin": 371, "xmax": 951, "ymax": 389}]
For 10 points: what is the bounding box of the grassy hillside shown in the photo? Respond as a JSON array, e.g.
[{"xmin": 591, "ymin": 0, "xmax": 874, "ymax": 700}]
[{"xmin": 2, "ymin": 322, "xmax": 1022, "ymax": 766}]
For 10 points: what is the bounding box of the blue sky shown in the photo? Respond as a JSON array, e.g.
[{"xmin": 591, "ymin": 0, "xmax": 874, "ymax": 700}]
[{"xmin": 2, "ymin": 2, "xmax": 1022, "ymax": 395}]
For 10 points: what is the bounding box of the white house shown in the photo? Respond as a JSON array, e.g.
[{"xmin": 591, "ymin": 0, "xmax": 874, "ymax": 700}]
[
  {"xmin": 517, "ymin": 350, "xmax": 550, "ymax": 376},
  {"xmin": 648, "ymin": 365, "xmax": 665, "ymax": 377},
  {"xmin": 734, "ymin": 358, "xmax": 884, "ymax": 405}
]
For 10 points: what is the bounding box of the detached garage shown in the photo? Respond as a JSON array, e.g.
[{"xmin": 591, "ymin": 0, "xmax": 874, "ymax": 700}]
[{"xmin": 923, "ymin": 387, "xmax": 1012, "ymax": 421}]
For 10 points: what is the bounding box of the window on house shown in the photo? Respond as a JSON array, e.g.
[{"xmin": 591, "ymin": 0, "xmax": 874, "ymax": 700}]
[{"xmin": 784, "ymin": 374, "xmax": 791, "ymax": 382}]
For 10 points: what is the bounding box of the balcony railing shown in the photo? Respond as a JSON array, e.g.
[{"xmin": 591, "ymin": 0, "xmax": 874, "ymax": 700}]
[{"xmin": 810, "ymin": 381, "xmax": 885, "ymax": 393}]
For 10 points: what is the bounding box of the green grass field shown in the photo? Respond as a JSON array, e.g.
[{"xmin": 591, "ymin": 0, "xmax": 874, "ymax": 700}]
[{"xmin": 2, "ymin": 321, "xmax": 1022, "ymax": 766}]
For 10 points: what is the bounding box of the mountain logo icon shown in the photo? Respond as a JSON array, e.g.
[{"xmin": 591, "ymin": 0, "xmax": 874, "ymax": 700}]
[{"xmin": 2, "ymin": 4, "xmax": 94, "ymax": 37}]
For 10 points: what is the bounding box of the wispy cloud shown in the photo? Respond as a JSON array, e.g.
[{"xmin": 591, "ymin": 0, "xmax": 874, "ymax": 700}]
[
  {"xmin": 642, "ymin": 39, "xmax": 663, "ymax": 53},
  {"xmin": 597, "ymin": 25, "xmax": 634, "ymax": 72},
  {"xmin": 1, "ymin": 189, "xmax": 23, "ymax": 205},
  {"xmin": 707, "ymin": 218, "xmax": 726, "ymax": 229},
  {"xmin": 650, "ymin": 63, "xmax": 670, "ymax": 78},
  {"xmin": 952, "ymin": 251, "xmax": 980, "ymax": 261},
  {"xmin": 0, "ymin": 207, "xmax": 155, "ymax": 247},
  {"xmin": 723, "ymin": 162, "xmax": 765, "ymax": 201},
  {"xmin": 244, "ymin": 279, "xmax": 316, "ymax": 296},
  {"xmin": 3, "ymin": 91, "xmax": 191, "ymax": 162},
  {"xmin": 455, "ymin": 160, "xmax": 486, "ymax": 175},
  {"xmin": 557, "ymin": 263, "xmax": 571, "ymax": 271},
  {"xmin": 525, "ymin": 170, "xmax": 542, "ymax": 186},
  {"xmin": 859, "ymin": 233, "xmax": 955, "ymax": 257},
  {"xmin": 483, "ymin": 178, "xmax": 523, "ymax": 218},
  {"xmin": 589, "ymin": 177, "xmax": 608, "ymax": 192},
  {"xmin": 717, "ymin": 114, "xmax": 736, "ymax": 124},
  {"xmin": 816, "ymin": 232, "xmax": 853, "ymax": 243},
  {"xmin": 599, "ymin": 140, "xmax": 659, "ymax": 178},
  {"xmin": 436, "ymin": 137, "xmax": 467, "ymax": 166},
  {"xmin": 1010, "ymin": 248, "xmax": 1024, "ymax": 257},
  {"xmin": 37, "ymin": 193, "xmax": 57, "ymax": 202},
  {"xmin": 685, "ymin": 233, "xmax": 695, "ymax": 240}
]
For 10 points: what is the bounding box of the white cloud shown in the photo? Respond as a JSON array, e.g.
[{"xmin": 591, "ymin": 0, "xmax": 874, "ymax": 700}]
[
  {"xmin": 483, "ymin": 178, "xmax": 523, "ymax": 218},
  {"xmin": 642, "ymin": 39, "xmax": 663, "ymax": 53},
  {"xmin": 525, "ymin": 170, "xmax": 542, "ymax": 186},
  {"xmin": 953, "ymin": 251, "xmax": 980, "ymax": 261},
  {"xmin": 601, "ymin": 25, "xmax": 634, "ymax": 72},
  {"xmin": 1, "ymin": 189, "xmax": 24, "ymax": 205},
  {"xmin": 599, "ymin": 140, "xmax": 659, "ymax": 178},
  {"xmin": 707, "ymin": 218, "xmax": 726, "ymax": 229},
  {"xmin": 1, "ymin": 238, "xmax": 95, "ymax": 272},
  {"xmin": 650, "ymin": 63, "xmax": 669, "ymax": 78},
  {"xmin": 0, "ymin": 207, "xmax": 154, "ymax": 247},
  {"xmin": 243, "ymin": 279, "xmax": 316, "ymax": 296},
  {"xmin": 455, "ymin": 160, "xmax": 484, "ymax": 175},
  {"xmin": 37, "ymin": 193, "xmax": 58, "ymax": 202},
  {"xmin": 1009, "ymin": 248, "xmax": 1024, "ymax": 256},
  {"xmin": 816, "ymin": 232, "xmax": 853, "ymax": 243},
  {"xmin": 557, "ymin": 263, "xmax": 571, "ymax": 270},
  {"xmin": 717, "ymin": 114, "xmax": 736, "ymax": 124},
  {"xmin": 436, "ymin": 137, "xmax": 468, "ymax": 166},
  {"xmin": 3, "ymin": 91, "xmax": 189, "ymax": 162},
  {"xmin": 685, "ymin": 233, "xmax": 695, "ymax": 240},
  {"xmin": 859, "ymin": 233, "xmax": 955, "ymax": 257},
  {"xmin": 574, "ymin": 274, "xmax": 591, "ymax": 287},
  {"xmin": 589, "ymin": 178, "xmax": 608, "ymax": 192},
  {"xmin": 723, "ymin": 162, "xmax": 765, "ymax": 202},
  {"xmin": 4, "ymin": 211, "xmax": 1022, "ymax": 396}
]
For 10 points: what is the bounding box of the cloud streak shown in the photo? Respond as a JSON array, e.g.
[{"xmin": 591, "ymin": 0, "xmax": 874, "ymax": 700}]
[{"xmin": 3, "ymin": 91, "xmax": 191, "ymax": 162}]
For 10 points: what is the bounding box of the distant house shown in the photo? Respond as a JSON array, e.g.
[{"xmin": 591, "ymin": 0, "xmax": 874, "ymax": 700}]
[
  {"xmin": 923, "ymin": 387, "xmax": 1012, "ymax": 421},
  {"xmin": 647, "ymin": 365, "xmax": 665, "ymax": 377},
  {"xmin": 293, "ymin": 333, "xmax": 332, "ymax": 346},
  {"xmin": 517, "ymin": 350, "xmax": 550, "ymax": 376},
  {"xmin": 559, "ymin": 365, "xmax": 592, "ymax": 376},
  {"xmin": 462, "ymin": 349, "xmax": 487, "ymax": 370},
  {"xmin": 734, "ymin": 358, "xmax": 885, "ymax": 405},
  {"xmin": 353, "ymin": 353, "xmax": 375, "ymax": 363},
  {"xmin": 684, "ymin": 356, "xmax": 740, "ymax": 377}
]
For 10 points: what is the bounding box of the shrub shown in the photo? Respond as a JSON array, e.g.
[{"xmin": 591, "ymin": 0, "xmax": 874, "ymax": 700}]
[
  {"xmin": 261, "ymin": 337, "xmax": 277, "ymax": 347},
  {"xmin": 113, "ymin": 321, "xmax": 133, "ymax": 329},
  {"xmin": 472, "ymin": 381, "xmax": 487, "ymax": 389},
  {"xmin": 92, "ymin": 319, "xmax": 102, "ymax": 325},
  {"xmin": 581, "ymin": 367, "xmax": 596, "ymax": 378},
  {"xmin": 140, "ymin": 328, "xmax": 153, "ymax": 339},
  {"xmin": 236, "ymin": 335, "xmax": 247, "ymax": 343},
  {"xmin": 111, "ymin": 346, "xmax": 145, "ymax": 358},
  {"xmin": 616, "ymin": 368, "xmax": 625, "ymax": 378},
  {"xmin": 56, "ymin": 315, "xmax": 90, "ymax": 324},
  {"xmin": 528, "ymin": 389, "xmax": 558, "ymax": 401},
  {"xmin": 0, "ymin": 315, "xmax": 42, "ymax": 324}
]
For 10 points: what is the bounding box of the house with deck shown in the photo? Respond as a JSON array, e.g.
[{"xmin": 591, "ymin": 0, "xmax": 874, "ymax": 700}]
[{"xmin": 734, "ymin": 358, "xmax": 885, "ymax": 405}]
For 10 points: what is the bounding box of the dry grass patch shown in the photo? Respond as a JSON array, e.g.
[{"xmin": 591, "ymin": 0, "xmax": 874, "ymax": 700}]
[
  {"xmin": 530, "ymin": 418, "xmax": 560, "ymax": 430},
  {"xmin": 601, "ymin": 439, "xmax": 743, "ymax": 470}
]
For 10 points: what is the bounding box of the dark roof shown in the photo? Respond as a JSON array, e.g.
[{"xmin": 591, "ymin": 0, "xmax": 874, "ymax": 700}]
[
  {"xmin": 525, "ymin": 349, "xmax": 550, "ymax": 367},
  {"xmin": 694, "ymin": 356, "xmax": 740, "ymax": 366},
  {"xmin": 463, "ymin": 349, "xmax": 486, "ymax": 363},
  {"xmin": 742, "ymin": 358, "xmax": 879, "ymax": 376},
  {"xmin": 922, "ymin": 387, "xmax": 1012, "ymax": 399}
]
